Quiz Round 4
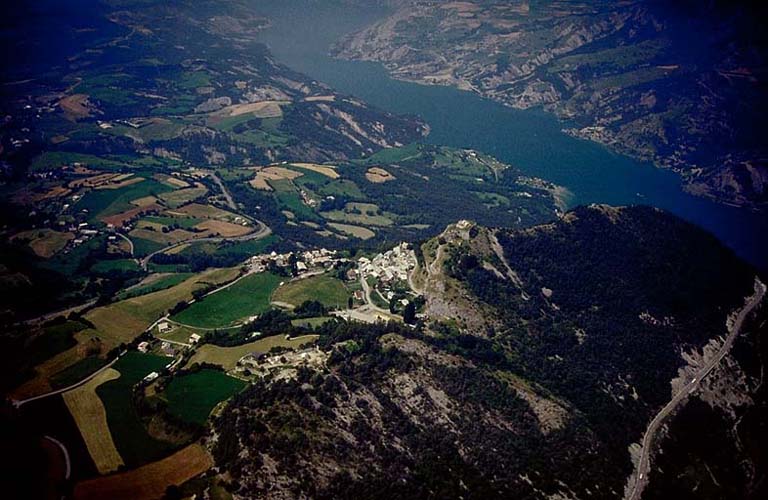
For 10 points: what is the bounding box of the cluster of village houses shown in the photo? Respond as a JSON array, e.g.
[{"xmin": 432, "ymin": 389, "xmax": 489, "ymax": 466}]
[
  {"xmin": 249, "ymin": 247, "xmax": 342, "ymax": 274},
  {"xmin": 357, "ymin": 242, "xmax": 415, "ymax": 283},
  {"xmin": 236, "ymin": 346, "xmax": 327, "ymax": 381},
  {"xmin": 356, "ymin": 242, "xmax": 417, "ymax": 303}
]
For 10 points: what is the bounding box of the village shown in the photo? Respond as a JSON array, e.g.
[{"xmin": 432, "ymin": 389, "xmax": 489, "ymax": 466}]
[{"xmin": 136, "ymin": 241, "xmax": 420, "ymax": 384}]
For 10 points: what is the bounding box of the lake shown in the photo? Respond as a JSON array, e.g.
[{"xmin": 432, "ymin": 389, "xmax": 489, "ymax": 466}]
[{"xmin": 253, "ymin": 0, "xmax": 767, "ymax": 269}]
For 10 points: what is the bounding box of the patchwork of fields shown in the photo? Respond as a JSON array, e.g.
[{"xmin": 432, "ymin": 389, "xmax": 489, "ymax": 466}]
[{"xmin": 96, "ymin": 353, "xmax": 174, "ymax": 467}]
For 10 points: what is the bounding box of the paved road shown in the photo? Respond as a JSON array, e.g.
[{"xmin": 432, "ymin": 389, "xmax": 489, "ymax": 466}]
[
  {"xmin": 140, "ymin": 169, "xmax": 271, "ymax": 270},
  {"xmin": 20, "ymin": 298, "xmax": 99, "ymax": 327},
  {"xmin": 206, "ymin": 170, "xmax": 238, "ymax": 211},
  {"xmin": 116, "ymin": 232, "xmax": 135, "ymax": 257},
  {"xmin": 360, "ymin": 274, "xmax": 397, "ymax": 317},
  {"xmin": 139, "ymin": 221, "xmax": 271, "ymax": 270},
  {"xmin": 13, "ymin": 352, "xmax": 125, "ymax": 408},
  {"xmin": 626, "ymin": 278, "xmax": 766, "ymax": 500},
  {"xmin": 43, "ymin": 435, "xmax": 71, "ymax": 480}
]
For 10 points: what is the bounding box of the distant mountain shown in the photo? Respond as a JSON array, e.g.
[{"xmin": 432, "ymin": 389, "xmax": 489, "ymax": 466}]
[
  {"xmin": 0, "ymin": 0, "xmax": 426, "ymax": 179},
  {"xmin": 212, "ymin": 205, "xmax": 767, "ymax": 498},
  {"xmin": 333, "ymin": 0, "xmax": 768, "ymax": 209}
]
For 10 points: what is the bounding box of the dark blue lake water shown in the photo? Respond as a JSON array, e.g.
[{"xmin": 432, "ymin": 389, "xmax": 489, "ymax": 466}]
[{"xmin": 253, "ymin": 0, "xmax": 767, "ymax": 269}]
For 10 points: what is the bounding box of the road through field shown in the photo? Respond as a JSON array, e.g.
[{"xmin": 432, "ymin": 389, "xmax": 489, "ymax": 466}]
[
  {"xmin": 13, "ymin": 352, "xmax": 124, "ymax": 408},
  {"xmin": 625, "ymin": 278, "xmax": 766, "ymax": 500},
  {"xmin": 21, "ymin": 298, "xmax": 99, "ymax": 327},
  {"xmin": 116, "ymin": 232, "xmax": 135, "ymax": 258},
  {"xmin": 205, "ymin": 170, "xmax": 237, "ymax": 211},
  {"xmin": 139, "ymin": 219, "xmax": 271, "ymax": 270}
]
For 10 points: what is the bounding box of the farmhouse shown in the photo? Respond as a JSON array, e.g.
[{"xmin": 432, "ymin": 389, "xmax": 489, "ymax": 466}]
[{"xmin": 160, "ymin": 342, "xmax": 176, "ymax": 356}]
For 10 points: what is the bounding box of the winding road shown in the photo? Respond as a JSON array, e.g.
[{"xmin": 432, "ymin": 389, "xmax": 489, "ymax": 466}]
[
  {"xmin": 140, "ymin": 168, "xmax": 272, "ymax": 270},
  {"xmin": 204, "ymin": 170, "xmax": 238, "ymax": 211},
  {"xmin": 139, "ymin": 220, "xmax": 271, "ymax": 270},
  {"xmin": 43, "ymin": 435, "xmax": 71, "ymax": 480},
  {"xmin": 359, "ymin": 274, "xmax": 399, "ymax": 319},
  {"xmin": 13, "ymin": 352, "xmax": 125, "ymax": 408},
  {"xmin": 116, "ymin": 232, "xmax": 135, "ymax": 257},
  {"xmin": 625, "ymin": 278, "xmax": 766, "ymax": 500}
]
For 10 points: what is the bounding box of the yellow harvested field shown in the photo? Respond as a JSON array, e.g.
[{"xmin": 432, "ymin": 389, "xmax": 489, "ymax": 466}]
[
  {"xmin": 11, "ymin": 229, "xmax": 74, "ymax": 258},
  {"xmin": 194, "ymin": 219, "xmax": 252, "ymax": 237},
  {"xmin": 173, "ymin": 203, "xmax": 236, "ymax": 221},
  {"xmin": 441, "ymin": 1, "xmax": 481, "ymax": 12},
  {"xmin": 153, "ymin": 173, "xmax": 190, "ymax": 188},
  {"xmin": 165, "ymin": 243, "xmax": 190, "ymax": 255},
  {"xmin": 290, "ymin": 163, "xmax": 340, "ymax": 179},
  {"xmin": 73, "ymin": 444, "xmax": 213, "ymax": 500},
  {"xmin": 70, "ymin": 173, "xmax": 122, "ymax": 189},
  {"xmin": 262, "ymin": 166, "xmax": 303, "ymax": 180},
  {"xmin": 249, "ymin": 166, "xmax": 304, "ymax": 190},
  {"xmin": 130, "ymin": 196, "xmax": 159, "ymax": 207},
  {"xmin": 95, "ymin": 176, "xmax": 144, "ymax": 190},
  {"xmin": 213, "ymin": 100, "xmax": 290, "ymax": 118},
  {"xmin": 63, "ymin": 368, "xmax": 124, "ymax": 474},
  {"xmin": 190, "ymin": 335, "xmax": 319, "ymax": 370},
  {"xmin": 328, "ymin": 223, "xmax": 375, "ymax": 240},
  {"xmin": 59, "ymin": 94, "xmax": 93, "ymax": 118},
  {"xmin": 304, "ymin": 95, "xmax": 336, "ymax": 102},
  {"xmin": 84, "ymin": 267, "xmax": 240, "ymax": 346},
  {"xmin": 365, "ymin": 167, "xmax": 396, "ymax": 183},
  {"xmin": 249, "ymin": 176, "xmax": 272, "ymax": 190},
  {"xmin": 158, "ymin": 185, "xmax": 208, "ymax": 207},
  {"xmin": 34, "ymin": 185, "xmax": 72, "ymax": 201}
]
